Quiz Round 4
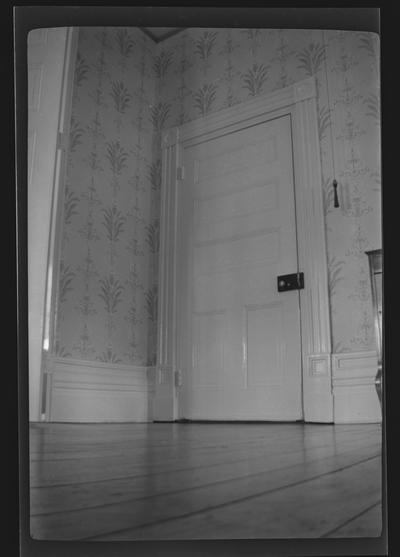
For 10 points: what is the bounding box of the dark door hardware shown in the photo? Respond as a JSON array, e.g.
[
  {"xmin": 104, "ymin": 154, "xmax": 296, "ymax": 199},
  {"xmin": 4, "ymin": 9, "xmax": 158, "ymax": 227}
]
[
  {"xmin": 333, "ymin": 179, "xmax": 340, "ymax": 208},
  {"xmin": 277, "ymin": 272, "xmax": 304, "ymax": 292}
]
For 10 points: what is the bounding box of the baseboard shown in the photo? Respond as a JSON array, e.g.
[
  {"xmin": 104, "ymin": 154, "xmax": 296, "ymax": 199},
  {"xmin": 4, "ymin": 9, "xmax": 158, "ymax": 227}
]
[
  {"xmin": 45, "ymin": 353, "xmax": 382, "ymax": 424},
  {"xmin": 332, "ymin": 351, "xmax": 382, "ymax": 424},
  {"xmin": 46, "ymin": 357, "xmax": 156, "ymax": 423}
]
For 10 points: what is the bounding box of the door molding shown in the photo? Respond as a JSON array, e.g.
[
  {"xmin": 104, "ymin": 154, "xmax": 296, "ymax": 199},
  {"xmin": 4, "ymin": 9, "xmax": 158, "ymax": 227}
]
[
  {"xmin": 38, "ymin": 28, "xmax": 79, "ymax": 421},
  {"xmin": 155, "ymin": 76, "xmax": 333, "ymax": 423}
]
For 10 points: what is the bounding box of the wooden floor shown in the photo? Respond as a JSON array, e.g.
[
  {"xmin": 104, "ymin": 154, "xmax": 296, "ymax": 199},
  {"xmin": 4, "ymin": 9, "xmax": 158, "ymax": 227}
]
[{"xmin": 29, "ymin": 422, "xmax": 383, "ymax": 540}]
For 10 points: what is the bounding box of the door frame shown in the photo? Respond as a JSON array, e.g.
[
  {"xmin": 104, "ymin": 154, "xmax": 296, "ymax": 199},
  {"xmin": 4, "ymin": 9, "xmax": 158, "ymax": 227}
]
[
  {"xmin": 154, "ymin": 76, "xmax": 333, "ymax": 423},
  {"xmin": 37, "ymin": 28, "xmax": 79, "ymax": 421}
]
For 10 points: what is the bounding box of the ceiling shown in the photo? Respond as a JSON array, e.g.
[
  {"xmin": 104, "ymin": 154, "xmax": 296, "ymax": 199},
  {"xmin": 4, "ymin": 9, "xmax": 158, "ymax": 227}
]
[{"xmin": 141, "ymin": 27, "xmax": 184, "ymax": 43}]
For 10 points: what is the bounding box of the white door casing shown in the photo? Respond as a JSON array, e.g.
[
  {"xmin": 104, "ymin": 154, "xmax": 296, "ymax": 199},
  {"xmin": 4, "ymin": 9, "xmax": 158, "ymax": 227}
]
[
  {"xmin": 27, "ymin": 28, "xmax": 69, "ymax": 421},
  {"xmin": 155, "ymin": 77, "xmax": 333, "ymax": 423},
  {"xmin": 27, "ymin": 28, "xmax": 78, "ymax": 421}
]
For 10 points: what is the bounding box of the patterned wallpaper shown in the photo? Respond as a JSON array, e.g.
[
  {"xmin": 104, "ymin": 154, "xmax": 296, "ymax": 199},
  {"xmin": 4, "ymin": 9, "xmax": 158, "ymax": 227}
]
[
  {"xmin": 54, "ymin": 27, "xmax": 380, "ymax": 367},
  {"xmin": 55, "ymin": 27, "xmax": 158, "ymax": 366},
  {"xmin": 153, "ymin": 28, "xmax": 381, "ymax": 354}
]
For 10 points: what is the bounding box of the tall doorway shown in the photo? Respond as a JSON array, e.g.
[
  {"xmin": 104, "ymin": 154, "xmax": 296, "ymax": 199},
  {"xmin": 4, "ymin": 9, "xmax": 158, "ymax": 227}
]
[
  {"xmin": 155, "ymin": 78, "xmax": 334, "ymax": 423},
  {"xmin": 177, "ymin": 114, "xmax": 302, "ymax": 420}
]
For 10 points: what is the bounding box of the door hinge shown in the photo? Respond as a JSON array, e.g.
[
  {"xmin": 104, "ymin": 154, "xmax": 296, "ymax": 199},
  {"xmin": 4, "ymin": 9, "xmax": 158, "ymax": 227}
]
[
  {"xmin": 175, "ymin": 369, "xmax": 183, "ymax": 387},
  {"xmin": 57, "ymin": 131, "xmax": 68, "ymax": 151},
  {"xmin": 177, "ymin": 166, "xmax": 185, "ymax": 181}
]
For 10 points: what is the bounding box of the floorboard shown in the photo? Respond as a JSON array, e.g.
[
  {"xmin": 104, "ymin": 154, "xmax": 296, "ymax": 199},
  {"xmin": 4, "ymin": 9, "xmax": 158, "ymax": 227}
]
[
  {"xmin": 29, "ymin": 422, "xmax": 383, "ymax": 540},
  {"xmin": 322, "ymin": 502, "xmax": 382, "ymax": 538}
]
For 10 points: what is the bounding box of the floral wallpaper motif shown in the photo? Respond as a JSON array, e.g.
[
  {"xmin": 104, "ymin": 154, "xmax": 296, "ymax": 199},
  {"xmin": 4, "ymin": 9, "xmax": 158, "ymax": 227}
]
[
  {"xmin": 324, "ymin": 30, "xmax": 380, "ymax": 351},
  {"xmin": 193, "ymin": 83, "xmax": 218, "ymax": 116},
  {"xmin": 270, "ymin": 29, "xmax": 296, "ymax": 90},
  {"xmin": 55, "ymin": 27, "xmax": 380, "ymax": 370},
  {"xmin": 242, "ymin": 63, "xmax": 270, "ymax": 96},
  {"xmin": 219, "ymin": 29, "xmax": 241, "ymax": 109},
  {"xmin": 153, "ymin": 49, "xmax": 174, "ymax": 81},
  {"xmin": 156, "ymin": 28, "xmax": 381, "ymax": 355},
  {"xmin": 194, "ymin": 30, "xmax": 218, "ymax": 71},
  {"xmin": 54, "ymin": 27, "xmax": 157, "ymax": 365}
]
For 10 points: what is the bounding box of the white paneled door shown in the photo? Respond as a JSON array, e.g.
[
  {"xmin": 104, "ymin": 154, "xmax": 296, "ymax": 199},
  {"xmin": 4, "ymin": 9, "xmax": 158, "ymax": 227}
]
[{"xmin": 177, "ymin": 114, "xmax": 303, "ymax": 420}]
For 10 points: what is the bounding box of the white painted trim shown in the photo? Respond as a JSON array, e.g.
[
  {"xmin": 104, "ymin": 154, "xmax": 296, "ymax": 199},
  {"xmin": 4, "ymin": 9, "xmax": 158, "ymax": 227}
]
[
  {"xmin": 39, "ymin": 27, "xmax": 79, "ymax": 422},
  {"xmin": 45, "ymin": 357, "xmax": 154, "ymax": 422},
  {"xmin": 156, "ymin": 77, "xmax": 334, "ymax": 422},
  {"xmin": 332, "ymin": 350, "xmax": 378, "ymax": 377},
  {"xmin": 291, "ymin": 82, "xmax": 333, "ymax": 422},
  {"xmin": 51, "ymin": 356, "xmax": 148, "ymax": 371},
  {"xmin": 28, "ymin": 28, "xmax": 71, "ymax": 422},
  {"xmin": 154, "ymin": 126, "xmax": 181, "ymax": 420},
  {"xmin": 178, "ymin": 77, "xmax": 317, "ymax": 143},
  {"xmin": 332, "ymin": 351, "xmax": 382, "ymax": 423}
]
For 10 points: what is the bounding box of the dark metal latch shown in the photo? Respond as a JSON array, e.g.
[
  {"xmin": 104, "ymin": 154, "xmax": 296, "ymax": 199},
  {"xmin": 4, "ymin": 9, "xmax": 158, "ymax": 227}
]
[{"xmin": 277, "ymin": 272, "xmax": 304, "ymax": 292}]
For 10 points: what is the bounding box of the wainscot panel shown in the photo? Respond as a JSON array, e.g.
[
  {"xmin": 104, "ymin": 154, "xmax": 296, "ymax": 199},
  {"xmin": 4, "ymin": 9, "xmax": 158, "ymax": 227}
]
[
  {"xmin": 332, "ymin": 351, "xmax": 382, "ymax": 424},
  {"xmin": 47, "ymin": 357, "xmax": 155, "ymax": 422}
]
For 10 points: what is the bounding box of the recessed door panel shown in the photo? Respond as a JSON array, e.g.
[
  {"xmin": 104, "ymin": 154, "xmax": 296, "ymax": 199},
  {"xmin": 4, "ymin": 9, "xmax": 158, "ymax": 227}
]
[
  {"xmin": 195, "ymin": 179, "xmax": 279, "ymax": 225},
  {"xmin": 195, "ymin": 133, "xmax": 278, "ymax": 184},
  {"xmin": 245, "ymin": 302, "xmax": 284, "ymax": 388},
  {"xmin": 194, "ymin": 228, "xmax": 281, "ymax": 276}
]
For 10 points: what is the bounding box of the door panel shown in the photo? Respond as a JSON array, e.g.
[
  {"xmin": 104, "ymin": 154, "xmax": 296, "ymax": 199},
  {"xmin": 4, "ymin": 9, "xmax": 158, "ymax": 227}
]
[
  {"xmin": 178, "ymin": 114, "xmax": 302, "ymax": 420},
  {"xmin": 246, "ymin": 302, "xmax": 284, "ymax": 387}
]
